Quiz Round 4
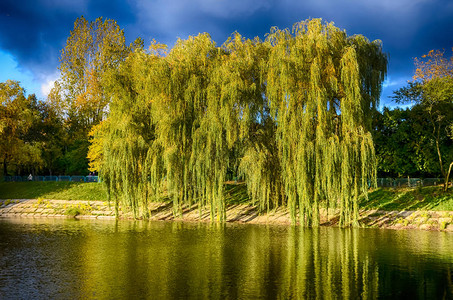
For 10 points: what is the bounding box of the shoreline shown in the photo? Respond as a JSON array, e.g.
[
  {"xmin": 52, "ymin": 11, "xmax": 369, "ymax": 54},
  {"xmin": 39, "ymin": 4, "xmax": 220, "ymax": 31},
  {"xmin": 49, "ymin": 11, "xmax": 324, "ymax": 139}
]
[{"xmin": 1, "ymin": 198, "xmax": 453, "ymax": 232}]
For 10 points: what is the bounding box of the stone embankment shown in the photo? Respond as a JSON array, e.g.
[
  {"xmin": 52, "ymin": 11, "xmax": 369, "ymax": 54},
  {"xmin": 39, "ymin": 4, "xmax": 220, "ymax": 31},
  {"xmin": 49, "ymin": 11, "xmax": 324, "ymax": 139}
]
[
  {"xmin": 1, "ymin": 198, "xmax": 453, "ymax": 231},
  {"xmin": 0, "ymin": 199, "xmax": 116, "ymax": 219}
]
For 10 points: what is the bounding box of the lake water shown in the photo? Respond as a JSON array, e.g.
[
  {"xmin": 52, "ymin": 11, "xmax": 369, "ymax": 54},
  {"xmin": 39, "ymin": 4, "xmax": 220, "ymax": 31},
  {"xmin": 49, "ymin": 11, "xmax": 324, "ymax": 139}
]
[{"xmin": 0, "ymin": 218, "xmax": 452, "ymax": 299}]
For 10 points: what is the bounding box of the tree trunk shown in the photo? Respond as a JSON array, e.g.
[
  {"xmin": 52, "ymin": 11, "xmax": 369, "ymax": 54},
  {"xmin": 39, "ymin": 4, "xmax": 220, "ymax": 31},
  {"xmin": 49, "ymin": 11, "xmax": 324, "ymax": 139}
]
[
  {"xmin": 444, "ymin": 162, "xmax": 453, "ymax": 192},
  {"xmin": 3, "ymin": 156, "xmax": 7, "ymax": 177},
  {"xmin": 427, "ymin": 109, "xmax": 448, "ymax": 191},
  {"xmin": 433, "ymin": 122, "xmax": 449, "ymax": 191}
]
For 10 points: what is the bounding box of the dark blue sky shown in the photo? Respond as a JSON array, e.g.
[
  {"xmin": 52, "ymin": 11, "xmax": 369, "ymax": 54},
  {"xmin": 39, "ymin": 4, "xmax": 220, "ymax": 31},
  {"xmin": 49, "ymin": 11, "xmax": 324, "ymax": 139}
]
[{"xmin": 1, "ymin": 0, "xmax": 452, "ymax": 107}]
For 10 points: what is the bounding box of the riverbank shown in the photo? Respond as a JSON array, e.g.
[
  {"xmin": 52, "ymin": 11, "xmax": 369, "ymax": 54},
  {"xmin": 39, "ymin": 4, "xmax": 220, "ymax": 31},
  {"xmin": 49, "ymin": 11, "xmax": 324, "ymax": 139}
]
[
  {"xmin": 1, "ymin": 181, "xmax": 453, "ymax": 230},
  {"xmin": 1, "ymin": 181, "xmax": 453, "ymax": 210},
  {"xmin": 1, "ymin": 198, "xmax": 453, "ymax": 232}
]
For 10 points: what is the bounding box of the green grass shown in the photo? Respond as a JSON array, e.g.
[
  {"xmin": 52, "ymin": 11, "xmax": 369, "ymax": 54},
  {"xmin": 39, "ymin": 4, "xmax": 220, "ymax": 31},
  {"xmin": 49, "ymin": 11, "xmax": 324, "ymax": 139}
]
[
  {"xmin": 224, "ymin": 183, "xmax": 250, "ymax": 205},
  {"xmin": 0, "ymin": 182, "xmax": 108, "ymax": 201},
  {"xmin": 361, "ymin": 186, "xmax": 453, "ymax": 211},
  {"xmin": 1, "ymin": 181, "xmax": 452, "ymax": 212}
]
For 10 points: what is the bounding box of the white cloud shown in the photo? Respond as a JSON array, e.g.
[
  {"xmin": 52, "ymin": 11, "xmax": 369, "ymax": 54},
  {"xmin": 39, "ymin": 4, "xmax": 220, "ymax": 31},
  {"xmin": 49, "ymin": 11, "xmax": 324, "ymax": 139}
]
[
  {"xmin": 41, "ymin": 80, "xmax": 54, "ymax": 97},
  {"xmin": 40, "ymin": 72, "xmax": 59, "ymax": 98},
  {"xmin": 382, "ymin": 76, "xmax": 409, "ymax": 89}
]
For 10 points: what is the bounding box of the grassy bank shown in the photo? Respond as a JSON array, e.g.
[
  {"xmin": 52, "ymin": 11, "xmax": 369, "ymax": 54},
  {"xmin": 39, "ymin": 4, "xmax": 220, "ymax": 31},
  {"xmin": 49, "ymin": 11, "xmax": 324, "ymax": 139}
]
[
  {"xmin": 223, "ymin": 184, "xmax": 453, "ymax": 211},
  {"xmin": 0, "ymin": 182, "xmax": 108, "ymax": 201},
  {"xmin": 1, "ymin": 181, "xmax": 453, "ymax": 212},
  {"xmin": 362, "ymin": 187, "xmax": 453, "ymax": 211}
]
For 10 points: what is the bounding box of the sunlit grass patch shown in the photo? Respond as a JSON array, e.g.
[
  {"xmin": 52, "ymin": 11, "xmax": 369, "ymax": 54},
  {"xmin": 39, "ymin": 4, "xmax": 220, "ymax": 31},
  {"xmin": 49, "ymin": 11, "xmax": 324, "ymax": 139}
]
[
  {"xmin": 362, "ymin": 186, "xmax": 453, "ymax": 211},
  {"xmin": 0, "ymin": 182, "xmax": 108, "ymax": 201}
]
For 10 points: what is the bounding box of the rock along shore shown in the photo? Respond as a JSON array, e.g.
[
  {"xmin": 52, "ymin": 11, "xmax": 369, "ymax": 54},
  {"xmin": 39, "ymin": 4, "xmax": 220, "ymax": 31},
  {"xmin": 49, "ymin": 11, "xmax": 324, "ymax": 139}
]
[{"xmin": 1, "ymin": 198, "xmax": 453, "ymax": 232}]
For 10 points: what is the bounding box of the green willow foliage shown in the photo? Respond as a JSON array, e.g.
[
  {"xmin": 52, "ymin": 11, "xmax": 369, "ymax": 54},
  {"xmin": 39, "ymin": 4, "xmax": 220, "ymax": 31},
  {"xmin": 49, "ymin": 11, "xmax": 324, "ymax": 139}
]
[
  {"xmin": 264, "ymin": 21, "xmax": 387, "ymax": 226},
  {"xmin": 95, "ymin": 19, "xmax": 387, "ymax": 226}
]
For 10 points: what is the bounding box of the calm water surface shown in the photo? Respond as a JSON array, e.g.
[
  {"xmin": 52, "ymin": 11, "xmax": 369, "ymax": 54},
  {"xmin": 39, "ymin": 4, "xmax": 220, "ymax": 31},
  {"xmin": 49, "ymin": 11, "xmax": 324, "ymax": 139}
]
[{"xmin": 0, "ymin": 218, "xmax": 452, "ymax": 299}]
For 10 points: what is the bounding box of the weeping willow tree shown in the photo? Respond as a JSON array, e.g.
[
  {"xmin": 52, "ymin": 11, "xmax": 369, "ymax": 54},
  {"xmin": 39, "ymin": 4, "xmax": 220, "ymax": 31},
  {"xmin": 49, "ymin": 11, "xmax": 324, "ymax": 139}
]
[
  {"xmin": 152, "ymin": 33, "xmax": 220, "ymax": 218},
  {"xmin": 91, "ymin": 18, "xmax": 387, "ymax": 226},
  {"xmin": 155, "ymin": 33, "xmax": 265, "ymax": 221},
  {"xmin": 91, "ymin": 42, "xmax": 168, "ymax": 218},
  {"xmin": 258, "ymin": 19, "xmax": 387, "ymax": 226},
  {"xmin": 95, "ymin": 33, "xmax": 258, "ymax": 221}
]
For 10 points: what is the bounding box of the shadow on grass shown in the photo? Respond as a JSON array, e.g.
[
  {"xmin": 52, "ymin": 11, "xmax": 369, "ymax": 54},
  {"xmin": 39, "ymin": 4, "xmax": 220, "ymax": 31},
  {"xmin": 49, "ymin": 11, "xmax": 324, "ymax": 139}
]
[
  {"xmin": 360, "ymin": 186, "xmax": 453, "ymax": 211},
  {"xmin": 224, "ymin": 183, "xmax": 249, "ymax": 205}
]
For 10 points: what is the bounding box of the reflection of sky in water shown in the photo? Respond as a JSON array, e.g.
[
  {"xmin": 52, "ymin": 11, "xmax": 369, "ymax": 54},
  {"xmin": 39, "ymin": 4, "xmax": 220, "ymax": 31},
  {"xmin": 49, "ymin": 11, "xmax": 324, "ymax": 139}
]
[{"xmin": 0, "ymin": 218, "xmax": 452, "ymax": 299}]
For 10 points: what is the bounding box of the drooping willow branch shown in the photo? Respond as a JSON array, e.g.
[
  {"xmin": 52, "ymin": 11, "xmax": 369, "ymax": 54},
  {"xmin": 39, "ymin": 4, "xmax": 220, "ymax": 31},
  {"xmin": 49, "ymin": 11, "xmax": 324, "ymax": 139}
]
[{"xmin": 93, "ymin": 19, "xmax": 387, "ymax": 226}]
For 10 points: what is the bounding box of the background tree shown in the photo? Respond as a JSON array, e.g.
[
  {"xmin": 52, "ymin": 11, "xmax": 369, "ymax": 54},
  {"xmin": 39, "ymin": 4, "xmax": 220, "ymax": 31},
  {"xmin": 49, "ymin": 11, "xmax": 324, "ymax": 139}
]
[
  {"xmin": 0, "ymin": 81, "xmax": 51, "ymax": 177},
  {"xmin": 59, "ymin": 16, "xmax": 129, "ymax": 129},
  {"xmin": 394, "ymin": 48, "xmax": 453, "ymax": 190},
  {"xmin": 0, "ymin": 80, "xmax": 30, "ymax": 176},
  {"xmin": 35, "ymin": 99, "xmax": 65, "ymax": 176},
  {"xmin": 373, "ymin": 107, "xmax": 441, "ymax": 177},
  {"xmin": 49, "ymin": 16, "xmax": 131, "ymax": 175}
]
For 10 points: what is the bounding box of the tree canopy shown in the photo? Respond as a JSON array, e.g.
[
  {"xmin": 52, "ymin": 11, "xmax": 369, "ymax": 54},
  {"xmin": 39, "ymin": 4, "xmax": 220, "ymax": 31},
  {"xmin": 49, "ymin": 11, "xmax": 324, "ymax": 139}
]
[
  {"xmin": 91, "ymin": 19, "xmax": 388, "ymax": 226},
  {"xmin": 44, "ymin": 16, "xmax": 137, "ymax": 175},
  {"xmin": 0, "ymin": 80, "xmax": 62, "ymax": 176},
  {"xmin": 393, "ymin": 48, "xmax": 453, "ymax": 190}
]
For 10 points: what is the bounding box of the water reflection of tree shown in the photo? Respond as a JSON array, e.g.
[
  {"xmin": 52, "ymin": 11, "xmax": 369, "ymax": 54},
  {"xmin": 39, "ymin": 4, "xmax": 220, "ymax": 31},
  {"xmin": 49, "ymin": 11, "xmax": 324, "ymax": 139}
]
[
  {"xmin": 280, "ymin": 227, "xmax": 379, "ymax": 299},
  {"xmin": 280, "ymin": 228, "xmax": 453, "ymax": 299},
  {"xmin": 69, "ymin": 221, "xmax": 453, "ymax": 299}
]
